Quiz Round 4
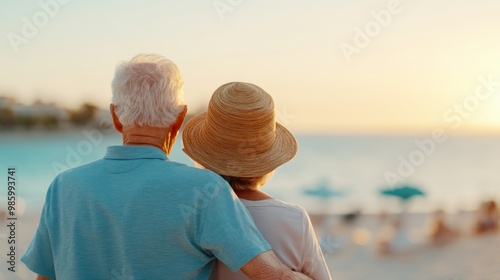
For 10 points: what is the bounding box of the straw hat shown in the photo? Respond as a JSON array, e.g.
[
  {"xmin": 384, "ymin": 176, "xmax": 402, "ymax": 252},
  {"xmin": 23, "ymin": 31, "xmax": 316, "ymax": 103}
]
[{"xmin": 182, "ymin": 82, "xmax": 298, "ymax": 177}]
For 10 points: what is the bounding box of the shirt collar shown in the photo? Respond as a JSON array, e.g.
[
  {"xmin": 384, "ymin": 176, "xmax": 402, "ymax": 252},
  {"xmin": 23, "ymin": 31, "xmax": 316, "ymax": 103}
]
[{"xmin": 104, "ymin": 146, "xmax": 168, "ymax": 161}]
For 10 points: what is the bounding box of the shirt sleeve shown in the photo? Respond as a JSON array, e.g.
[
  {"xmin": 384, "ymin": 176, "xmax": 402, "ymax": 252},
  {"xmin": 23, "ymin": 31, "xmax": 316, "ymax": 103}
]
[
  {"xmin": 300, "ymin": 210, "xmax": 332, "ymax": 280},
  {"xmin": 198, "ymin": 176, "xmax": 271, "ymax": 272},
  {"xmin": 21, "ymin": 195, "xmax": 56, "ymax": 280}
]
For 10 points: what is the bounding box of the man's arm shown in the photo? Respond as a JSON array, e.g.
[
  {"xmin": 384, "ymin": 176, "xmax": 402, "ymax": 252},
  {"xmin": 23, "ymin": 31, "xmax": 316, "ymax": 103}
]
[
  {"xmin": 37, "ymin": 275, "xmax": 50, "ymax": 280},
  {"xmin": 241, "ymin": 251, "xmax": 313, "ymax": 280}
]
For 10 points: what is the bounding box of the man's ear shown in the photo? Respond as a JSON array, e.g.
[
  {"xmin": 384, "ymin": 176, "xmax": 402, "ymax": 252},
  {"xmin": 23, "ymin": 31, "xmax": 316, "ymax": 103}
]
[
  {"xmin": 166, "ymin": 105, "xmax": 188, "ymax": 154},
  {"xmin": 110, "ymin": 104, "xmax": 123, "ymax": 133}
]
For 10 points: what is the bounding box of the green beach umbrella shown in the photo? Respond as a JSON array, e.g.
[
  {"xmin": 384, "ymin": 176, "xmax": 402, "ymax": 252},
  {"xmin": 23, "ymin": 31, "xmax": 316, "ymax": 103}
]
[{"xmin": 380, "ymin": 185, "xmax": 425, "ymax": 201}]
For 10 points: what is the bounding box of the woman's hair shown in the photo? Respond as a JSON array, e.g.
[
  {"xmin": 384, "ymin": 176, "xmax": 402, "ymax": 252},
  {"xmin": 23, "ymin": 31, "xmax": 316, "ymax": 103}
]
[
  {"xmin": 111, "ymin": 54, "xmax": 185, "ymax": 127},
  {"xmin": 221, "ymin": 172, "xmax": 273, "ymax": 191}
]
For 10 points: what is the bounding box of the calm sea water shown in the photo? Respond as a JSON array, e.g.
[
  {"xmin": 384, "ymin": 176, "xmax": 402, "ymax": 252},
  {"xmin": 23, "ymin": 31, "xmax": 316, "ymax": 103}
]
[{"xmin": 1, "ymin": 130, "xmax": 499, "ymax": 215}]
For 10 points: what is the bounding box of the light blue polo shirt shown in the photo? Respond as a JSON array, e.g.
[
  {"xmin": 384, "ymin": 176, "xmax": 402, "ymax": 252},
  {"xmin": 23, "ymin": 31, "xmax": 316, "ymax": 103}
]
[{"xmin": 22, "ymin": 146, "xmax": 271, "ymax": 280}]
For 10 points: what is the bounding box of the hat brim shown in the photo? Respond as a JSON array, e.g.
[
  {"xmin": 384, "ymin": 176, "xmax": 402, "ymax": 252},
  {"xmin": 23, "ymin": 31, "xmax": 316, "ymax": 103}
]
[{"xmin": 182, "ymin": 112, "xmax": 298, "ymax": 177}]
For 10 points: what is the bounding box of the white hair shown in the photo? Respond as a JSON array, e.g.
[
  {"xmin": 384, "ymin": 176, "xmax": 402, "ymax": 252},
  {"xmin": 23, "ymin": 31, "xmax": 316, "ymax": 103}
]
[{"xmin": 111, "ymin": 54, "xmax": 185, "ymax": 127}]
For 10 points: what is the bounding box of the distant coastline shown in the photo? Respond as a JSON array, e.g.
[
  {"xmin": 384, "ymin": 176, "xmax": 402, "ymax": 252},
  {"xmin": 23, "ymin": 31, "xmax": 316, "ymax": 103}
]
[{"xmin": 0, "ymin": 96, "xmax": 202, "ymax": 132}]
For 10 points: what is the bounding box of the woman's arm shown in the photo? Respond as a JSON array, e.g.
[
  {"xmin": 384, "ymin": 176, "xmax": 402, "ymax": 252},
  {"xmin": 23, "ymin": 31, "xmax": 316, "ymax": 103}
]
[{"xmin": 300, "ymin": 212, "xmax": 332, "ymax": 280}]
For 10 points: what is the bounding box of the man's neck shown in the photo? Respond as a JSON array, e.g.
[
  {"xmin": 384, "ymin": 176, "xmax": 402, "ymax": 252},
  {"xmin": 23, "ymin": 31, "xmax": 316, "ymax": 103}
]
[{"xmin": 122, "ymin": 125, "xmax": 170, "ymax": 153}]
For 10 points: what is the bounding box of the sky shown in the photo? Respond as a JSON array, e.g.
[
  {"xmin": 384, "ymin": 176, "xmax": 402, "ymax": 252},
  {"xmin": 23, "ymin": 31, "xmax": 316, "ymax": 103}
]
[{"xmin": 1, "ymin": 0, "xmax": 500, "ymax": 134}]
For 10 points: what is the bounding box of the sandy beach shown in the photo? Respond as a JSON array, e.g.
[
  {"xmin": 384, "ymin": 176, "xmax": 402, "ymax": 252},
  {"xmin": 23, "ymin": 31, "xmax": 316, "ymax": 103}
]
[
  {"xmin": 1, "ymin": 211, "xmax": 499, "ymax": 280},
  {"xmin": 332, "ymin": 235, "xmax": 500, "ymax": 280},
  {"xmin": 311, "ymin": 212, "xmax": 500, "ymax": 280}
]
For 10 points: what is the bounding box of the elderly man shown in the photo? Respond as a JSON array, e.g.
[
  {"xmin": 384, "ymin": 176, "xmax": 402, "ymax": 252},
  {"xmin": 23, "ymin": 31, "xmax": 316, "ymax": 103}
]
[{"xmin": 21, "ymin": 54, "xmax": 311, "ymax": 280}]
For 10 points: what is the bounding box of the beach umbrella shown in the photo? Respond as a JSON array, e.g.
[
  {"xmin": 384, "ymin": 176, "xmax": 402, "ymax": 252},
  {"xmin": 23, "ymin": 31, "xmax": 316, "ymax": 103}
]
[
  {"xmin": 379, "ymin": 185, "xmax": 425, "ymax": 250},
  {"xmin": 303, "ymin": 179, "xmax": 344, "ymax": 198},
  {"xmin": 380, "ymin": 185, "xmax": 425, "ymax": 201},
  {"xmin": 303, "ymin": 179, "xmax": 344, "ymax": 255},
  {"xmin": 302, "ymin": 178, "xmax": 344, "ymax": 220}
]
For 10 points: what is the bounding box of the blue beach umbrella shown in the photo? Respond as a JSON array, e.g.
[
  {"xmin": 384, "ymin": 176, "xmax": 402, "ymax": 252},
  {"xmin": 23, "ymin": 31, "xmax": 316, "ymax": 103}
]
[
  {"xmin": 303, "ymin": 179, "xmax": 344, "ymax": 254},
  {"xmin": 303, "ymin": 179, "xmax": 344, "ymax": 199},
  {"xmin": 380, "ymin": 185, "xmax": 425, "ymax": 201}
]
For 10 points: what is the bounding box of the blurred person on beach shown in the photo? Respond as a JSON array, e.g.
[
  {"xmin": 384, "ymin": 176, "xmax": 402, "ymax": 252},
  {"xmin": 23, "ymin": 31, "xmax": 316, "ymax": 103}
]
[
  {"xmin": 183, "ymin": 82, "xmax": 332, "ymax": 280},
  {"xmin": 377, "ymin": 218, "xmax": 411, "ymax": 255},
  {"xmin": 428, "ymin": 210, "xmax": 458, "ymax": 245},
  {"xmin": 474, "ymin": 200, "xmax": 499, "ymax": 234},
  {"xmin": 21, "ymin": 55, "xmax": 312, "ymax": 280}
]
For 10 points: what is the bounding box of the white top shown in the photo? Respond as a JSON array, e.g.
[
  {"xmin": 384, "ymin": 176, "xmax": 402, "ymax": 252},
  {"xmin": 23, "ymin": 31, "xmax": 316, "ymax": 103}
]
[{"xmin": 216, "ymin": 198, "xmax": 332, "ymax": 280}]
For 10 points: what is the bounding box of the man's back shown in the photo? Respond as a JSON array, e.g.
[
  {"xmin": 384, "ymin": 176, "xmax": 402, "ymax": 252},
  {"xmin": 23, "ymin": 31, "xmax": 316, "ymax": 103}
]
[{"xmin": 22, "ymin": 146, "xmax": 270, "ymax": 279}]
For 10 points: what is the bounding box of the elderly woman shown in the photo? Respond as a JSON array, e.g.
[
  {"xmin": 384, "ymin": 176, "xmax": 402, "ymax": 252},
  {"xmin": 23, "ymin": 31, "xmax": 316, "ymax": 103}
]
[{"xmin": 183, "ymin": 82, "xmax": 332, "ymax": 280}]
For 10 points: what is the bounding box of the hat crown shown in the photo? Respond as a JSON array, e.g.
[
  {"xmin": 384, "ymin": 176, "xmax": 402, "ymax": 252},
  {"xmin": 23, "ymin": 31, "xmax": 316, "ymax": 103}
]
[{"xmin": 204, "ymin": 82, "xmax": 276, "ymax": 152}]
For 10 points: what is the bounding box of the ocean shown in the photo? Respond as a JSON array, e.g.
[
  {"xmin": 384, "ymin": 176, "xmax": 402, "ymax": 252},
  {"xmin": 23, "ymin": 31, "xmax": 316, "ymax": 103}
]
[{"xmin": 1, "ymin": 129, "xmax": 500, "ymax": 215}]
